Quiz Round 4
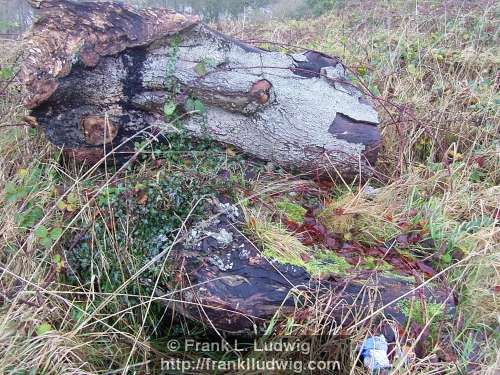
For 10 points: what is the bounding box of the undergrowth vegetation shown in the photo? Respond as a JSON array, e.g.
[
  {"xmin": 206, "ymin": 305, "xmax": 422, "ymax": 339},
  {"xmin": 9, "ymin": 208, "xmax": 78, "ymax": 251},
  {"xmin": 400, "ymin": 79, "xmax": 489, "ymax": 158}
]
[{"xmin": 0, "ymin": 0, "xmax": 498, "ymax": 374}]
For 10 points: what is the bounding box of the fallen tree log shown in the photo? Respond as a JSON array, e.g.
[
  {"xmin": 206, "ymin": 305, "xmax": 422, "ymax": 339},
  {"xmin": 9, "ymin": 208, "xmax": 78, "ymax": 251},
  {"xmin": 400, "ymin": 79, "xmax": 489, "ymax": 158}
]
[
  {"xmin": 164, "ymin": 200, "xmax": 455, "ymax": 335},
  {"xmin": 21, "ymin": 0, "xmax": 381, "ymax": 179}
]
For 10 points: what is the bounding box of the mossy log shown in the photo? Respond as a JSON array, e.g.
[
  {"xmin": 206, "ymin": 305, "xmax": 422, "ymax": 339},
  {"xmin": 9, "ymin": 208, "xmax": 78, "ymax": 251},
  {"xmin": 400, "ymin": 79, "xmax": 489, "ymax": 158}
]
[
  {"xmin": 164, "ymin": 201, "xmax": 455, "ymax": 335},
  {"xmin": 21, "ymin": 0, "xmax": 381, "ymax": 179}
]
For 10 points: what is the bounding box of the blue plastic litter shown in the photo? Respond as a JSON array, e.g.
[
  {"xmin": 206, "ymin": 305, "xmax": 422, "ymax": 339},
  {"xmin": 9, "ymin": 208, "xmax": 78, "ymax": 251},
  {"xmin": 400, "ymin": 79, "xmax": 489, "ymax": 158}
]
[{"xmin": 359, "ymin": 335, "xmax": 391, "ymax": 373}]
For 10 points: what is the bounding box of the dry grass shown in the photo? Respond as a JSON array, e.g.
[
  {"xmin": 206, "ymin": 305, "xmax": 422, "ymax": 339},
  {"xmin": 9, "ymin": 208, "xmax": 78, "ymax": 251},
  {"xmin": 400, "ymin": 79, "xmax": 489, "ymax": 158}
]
[{"xmin": 0, "ymin": 0, "xmax": 499, "ymax": 374}]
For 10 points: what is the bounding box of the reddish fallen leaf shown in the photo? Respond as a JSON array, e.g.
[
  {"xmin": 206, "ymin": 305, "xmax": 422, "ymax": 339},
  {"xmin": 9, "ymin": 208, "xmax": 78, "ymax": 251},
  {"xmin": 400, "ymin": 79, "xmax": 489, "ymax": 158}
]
[
  {"xmin": 325, "ymin": 236, "xmax": 338, "ymax": 249},
  {"xmin": 398, "ymin": 221, "xmax": 411, "ymax": 231},
  {"xmin": 365, "ymin": 246, "xmax": 384, "ymax": 257},
  {"xmin": 136, "ymin": 191, "xmax": 148, "ymax": 205},
  {"xmin": 407, "ymin": 208, "xmax": 418, "ymax": 217},
  {"xmin": 473, "ymin": 155, "xmax": 485, "ymax": 168},
  {"xmin": 334, "ymin": 207, "xmax": 345, "ymax": 215},
  {"xmin": 412, "ymin": 322, "xmax": 430, "ymax": 358},
  {"xmin": 300, "ymin": 253, "xmax": 311, "ymax": 262},
  {"xmin": 436, "ymin": 347, "xmax": 457, "ymax": 362},
  {"xmin": 408, "ymin": 232, "xmax": 422, "ymax": 243},
  {"xmin": 416, "ymin": 261, "xmax": 435, "ymax": 276}
]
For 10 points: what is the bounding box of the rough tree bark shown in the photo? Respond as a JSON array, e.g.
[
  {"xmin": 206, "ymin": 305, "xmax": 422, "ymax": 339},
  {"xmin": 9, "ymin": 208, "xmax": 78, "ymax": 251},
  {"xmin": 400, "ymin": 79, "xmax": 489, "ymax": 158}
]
[{"xmin": 21, "ymin": 0, "xmax": 381, "ymax": 179}]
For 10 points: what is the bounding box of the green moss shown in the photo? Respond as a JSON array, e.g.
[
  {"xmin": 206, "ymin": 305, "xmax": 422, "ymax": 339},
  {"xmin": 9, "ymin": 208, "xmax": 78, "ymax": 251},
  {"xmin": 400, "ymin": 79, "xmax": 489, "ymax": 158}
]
[
  {"xmin": 276, "ymin": 199, "xmax": 307, "ymax": 223},
  {"xmin": 305, "ymin": 251, "xmax": 352, "ymax": 276},
  {"xmin": 360, "ymin": 256, "xmax": 394, "ymax": 271},
  {"xmin": 397, "ymin": 299, "xmax": 445, "ymax": 327},
  {"xmin": 381, "ymin": 271, "xmax": 415, "ymax": 283},
  {"xmin": 263, "ymin": 247, "xmax": 307, "ymax": 269},
  {"xmin": 264, "ymin": 246, "xmax": 352, "ymax": 277}
]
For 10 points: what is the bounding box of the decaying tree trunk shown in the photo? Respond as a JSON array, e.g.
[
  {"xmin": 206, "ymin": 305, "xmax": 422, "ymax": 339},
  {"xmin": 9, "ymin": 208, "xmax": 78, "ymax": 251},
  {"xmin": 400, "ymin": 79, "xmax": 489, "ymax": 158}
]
[
  {"xmin": 165, "ymin": 201, "xmax": 455, "ymax": 335},
  {"xmin": 21, "ymin": 0, "xmax": 381, "ymax": 179}
]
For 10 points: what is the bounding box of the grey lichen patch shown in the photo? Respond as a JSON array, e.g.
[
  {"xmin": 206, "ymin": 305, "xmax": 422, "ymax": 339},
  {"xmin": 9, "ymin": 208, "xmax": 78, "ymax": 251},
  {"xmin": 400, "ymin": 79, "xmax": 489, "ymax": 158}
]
[
  {"xmin": 208, "ymin": 253, "xmax": 234, "ymax": 271},
  {"xmin": 141, "ymin": 23, "xmax": 380, "ymax": 177},
  {"xmin": 205, "ymin": 228, "xmax": 233, "ymax": 247},
  {"xmin": 214, "ymin": 201, "xmax": 240, "ymax": 221},
  {"xmin": 238, "ymin": 243, "xmax": 252, "ymax": 260}
]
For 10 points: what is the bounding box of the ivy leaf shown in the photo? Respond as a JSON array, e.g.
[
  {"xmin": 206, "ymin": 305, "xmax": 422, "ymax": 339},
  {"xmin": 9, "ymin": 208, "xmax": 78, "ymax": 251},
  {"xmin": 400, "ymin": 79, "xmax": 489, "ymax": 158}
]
[
  {"xmin": 163, "ymin": 101, "xmax": 177, "ymax": 118},
  {"xmin": 186, "ymin": 98, "xmax": 205, "ymax": 115},
  {"xmin": 194, "ymin": 100, "xmax": 205, "ymax": 114},
  {"xmin": 194, "ymin": 58, "xmax": 217, "ymax": 77},
  {"xmin": 194, "ymin": 61, "xmax": 207, "ymax": 76}
]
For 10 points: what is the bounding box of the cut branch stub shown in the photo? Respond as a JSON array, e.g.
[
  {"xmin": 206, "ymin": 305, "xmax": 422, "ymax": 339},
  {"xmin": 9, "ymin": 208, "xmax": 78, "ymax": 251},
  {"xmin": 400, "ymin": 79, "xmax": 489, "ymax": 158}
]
[
  {"xmin": 80, "ymin": 116, "xmax": 118, "ymax": 146},
  {"xmin": 21, "ymin": 0, "xmax": 382, "ymax": 179}
]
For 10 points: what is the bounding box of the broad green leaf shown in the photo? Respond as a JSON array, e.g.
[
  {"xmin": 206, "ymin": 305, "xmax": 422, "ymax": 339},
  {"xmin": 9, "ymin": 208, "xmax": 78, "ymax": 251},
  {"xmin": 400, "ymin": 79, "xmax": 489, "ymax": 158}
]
[
  {"xmin": 0, "ymin": 67, "xmax": 14, "ymax": 80},
  {"xmin": 193, "ymin": 99, "xmax": 205, "ymax": 114}
]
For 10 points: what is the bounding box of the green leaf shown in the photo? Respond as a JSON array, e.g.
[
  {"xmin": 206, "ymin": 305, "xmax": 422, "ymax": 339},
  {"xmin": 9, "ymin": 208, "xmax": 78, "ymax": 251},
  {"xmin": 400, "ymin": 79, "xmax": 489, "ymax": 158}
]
[
  {"xmin": 41, "ymin": 237, "xmax": 54, "ymax": 248},
  {"xmin": 194, "ymin": 58, "xmax": 217, "ymax": 76},
  {"xmin": 34, "ymin": 226, "xmax": 49, "ymax": 239},
  {"xmin": 407, "ymin": 63, "xmax": 417, "ymax": 75},
  {"xmin": 441, "ymin": 253, "xmax": 452, "ymax": 264},
  {"xmin": 0, "ymin": 67, "xmax": 14, "ymax": 80},
  {"xmin": 71, "ymin": 306, "xmax": 85, "ymax": 324},
  {"xmin": 4, "ymin": 183, "xmax": 20, "ymax": 202},
  {"xmin": 356, "ymin": 66, "xmax": 367, "ymax": 76},
  {"xmin": 194, "ymin": 62, "xmax": 207, "ymax": 76},
  {"xmin": 17, "ymin": 207, "xmax": 44, "ymax": 228},
  {"xmin": 186, "ymin": 98, "xmax": 205, "ymax": 115},
  {"xmin": 35, "ymin": 322, "xmax": 54, "ymax": 336},
  {"xmin": 163, "ymin": 101, "xmax": 177, "ymax": 118},
  {"xmin": 49, "ymin": 227, "xmax": 63, "ymax": 240},
  {"xmin": 193, "ymin": 99, "xmax": 205, "ymax": 114}
]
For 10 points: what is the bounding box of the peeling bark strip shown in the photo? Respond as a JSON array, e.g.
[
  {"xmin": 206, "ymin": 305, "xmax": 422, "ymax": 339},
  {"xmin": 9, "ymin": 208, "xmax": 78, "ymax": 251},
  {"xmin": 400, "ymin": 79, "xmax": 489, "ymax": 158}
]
[{"xmin": 21, "ymin": 0, "xmax": 381, "ymax": 179}]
